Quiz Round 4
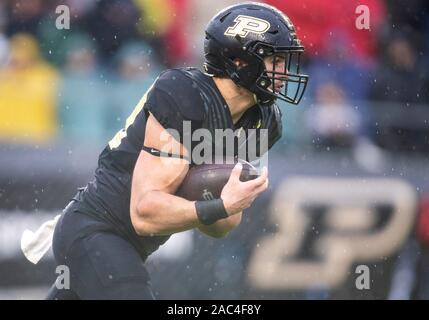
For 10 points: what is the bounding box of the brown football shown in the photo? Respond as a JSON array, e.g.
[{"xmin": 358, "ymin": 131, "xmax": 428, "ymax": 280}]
[{"xmin": 176, "ymin": 160, "xmax": 259, "ymax": 201}]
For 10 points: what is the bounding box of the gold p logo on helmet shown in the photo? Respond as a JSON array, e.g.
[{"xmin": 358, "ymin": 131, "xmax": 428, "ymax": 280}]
[{"xmin": 224, "ymin": 15, "xmax": 270, "ymax": 38}]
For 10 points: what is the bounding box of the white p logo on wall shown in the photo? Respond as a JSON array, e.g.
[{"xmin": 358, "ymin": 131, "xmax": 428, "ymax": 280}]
[
  {"xmin": 247, "ymin": 177, "xmax": 417, "ymax": 290},
  {"xmin": 224, "ymin": 15, "xmax": 270, "ymax": 38}
]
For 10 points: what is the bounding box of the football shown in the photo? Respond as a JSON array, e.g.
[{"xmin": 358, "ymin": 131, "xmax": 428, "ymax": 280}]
[{"xmin": 176, "ymin": 160, "xmax": 259, "ymax": 201}]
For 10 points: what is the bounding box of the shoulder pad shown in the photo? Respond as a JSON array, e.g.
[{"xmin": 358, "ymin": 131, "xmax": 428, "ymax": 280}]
[{"xmin": 154, "ymin": 69, "xmax": 205, "ymax": 121}]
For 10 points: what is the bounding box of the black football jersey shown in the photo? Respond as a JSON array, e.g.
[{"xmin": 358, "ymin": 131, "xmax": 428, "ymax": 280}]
[{"xmin": 74, "ymin": 67, "xmax": 282, "ymax": 260}]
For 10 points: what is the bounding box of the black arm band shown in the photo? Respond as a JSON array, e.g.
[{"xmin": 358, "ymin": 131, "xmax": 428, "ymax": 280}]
[{"xmin": 195, "ymin": 199, "xmax": 229, "ymax": 225}]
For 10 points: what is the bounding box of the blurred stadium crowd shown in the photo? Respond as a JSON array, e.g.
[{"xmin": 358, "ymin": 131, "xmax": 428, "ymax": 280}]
[
  {"xmin": 0, "ymin": 0, "xmax": 428, "ymax": 150},
  {"xmin": 0, "ymin": 0, "xmax": 429, "ymax": 300}
]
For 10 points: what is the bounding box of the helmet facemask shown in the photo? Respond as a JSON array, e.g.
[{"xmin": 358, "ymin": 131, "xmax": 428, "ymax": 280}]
[
  {"xmin": 256, "ymin": 49, "xmax": 308, "ymax": 104},
  {"xmin": 249, "ymin": 43, "xmax": 309, "ymax": 105},
  {"xmin": 212, "ymin": 40, "xmax": 309, "ymax": 106}
]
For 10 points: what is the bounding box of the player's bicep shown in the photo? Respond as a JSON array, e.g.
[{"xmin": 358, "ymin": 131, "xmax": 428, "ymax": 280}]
[{"xmin": 130, "ymin": 114, "xmax": 189, "ymax": 210}]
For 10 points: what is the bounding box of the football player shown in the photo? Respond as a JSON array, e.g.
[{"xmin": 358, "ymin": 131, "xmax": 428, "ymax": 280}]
[{"xmin": 46, "ymin": 2, "xmax": 308, "ymax": 299}]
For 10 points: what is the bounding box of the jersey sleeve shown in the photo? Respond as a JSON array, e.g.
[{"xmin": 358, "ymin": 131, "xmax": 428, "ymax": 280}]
[
  {"xmin": 144, "ymin": 87, "xmax": 186, "ymax": 136},
  {"xmin": 144, "ymin": 69, "xmax": 205, "ymax": 139}
]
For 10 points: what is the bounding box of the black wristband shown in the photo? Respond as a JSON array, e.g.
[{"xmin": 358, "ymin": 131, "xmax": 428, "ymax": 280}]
[{"xmin": 195, "ymin": 199, "xmax": 229, "ymax": 225}]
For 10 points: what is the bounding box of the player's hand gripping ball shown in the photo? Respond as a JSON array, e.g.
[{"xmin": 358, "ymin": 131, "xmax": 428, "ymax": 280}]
[{"xmin": 176, "ymin": 159, "xmax": 259, "ymax": 201}]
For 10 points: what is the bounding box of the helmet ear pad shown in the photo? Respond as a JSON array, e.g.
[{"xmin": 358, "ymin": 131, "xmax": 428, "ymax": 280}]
[
  {"xmin": 222, "ymin": 52, "xmax": 274, "ymax": 104},
  {"xmin": 224, "ymin": 54, "xmax": 269, "ymax": 93}
]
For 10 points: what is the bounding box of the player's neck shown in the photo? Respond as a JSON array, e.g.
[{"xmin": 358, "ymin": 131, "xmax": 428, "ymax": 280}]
[{"xmin": 213, "ymin": 77, "xmax": 256, "ymax": 124}]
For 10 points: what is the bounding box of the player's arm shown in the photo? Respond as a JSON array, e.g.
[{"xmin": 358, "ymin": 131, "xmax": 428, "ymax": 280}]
[
  {"xmin": 130, "ymin": 114, "xmax": 268, "ymax": 237},
  {"xmin": 130, "ymin": 113, "xmax": 197, "ymax": 236},
  {"xmin": 197, "ymin": 212, "xmax": 242, "ymax": 238}
]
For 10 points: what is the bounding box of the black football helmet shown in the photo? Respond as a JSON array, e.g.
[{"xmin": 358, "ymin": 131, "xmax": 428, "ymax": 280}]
[{"xmin": 204, "ymin": 2, "xmax": 308, "ymax": 106}]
